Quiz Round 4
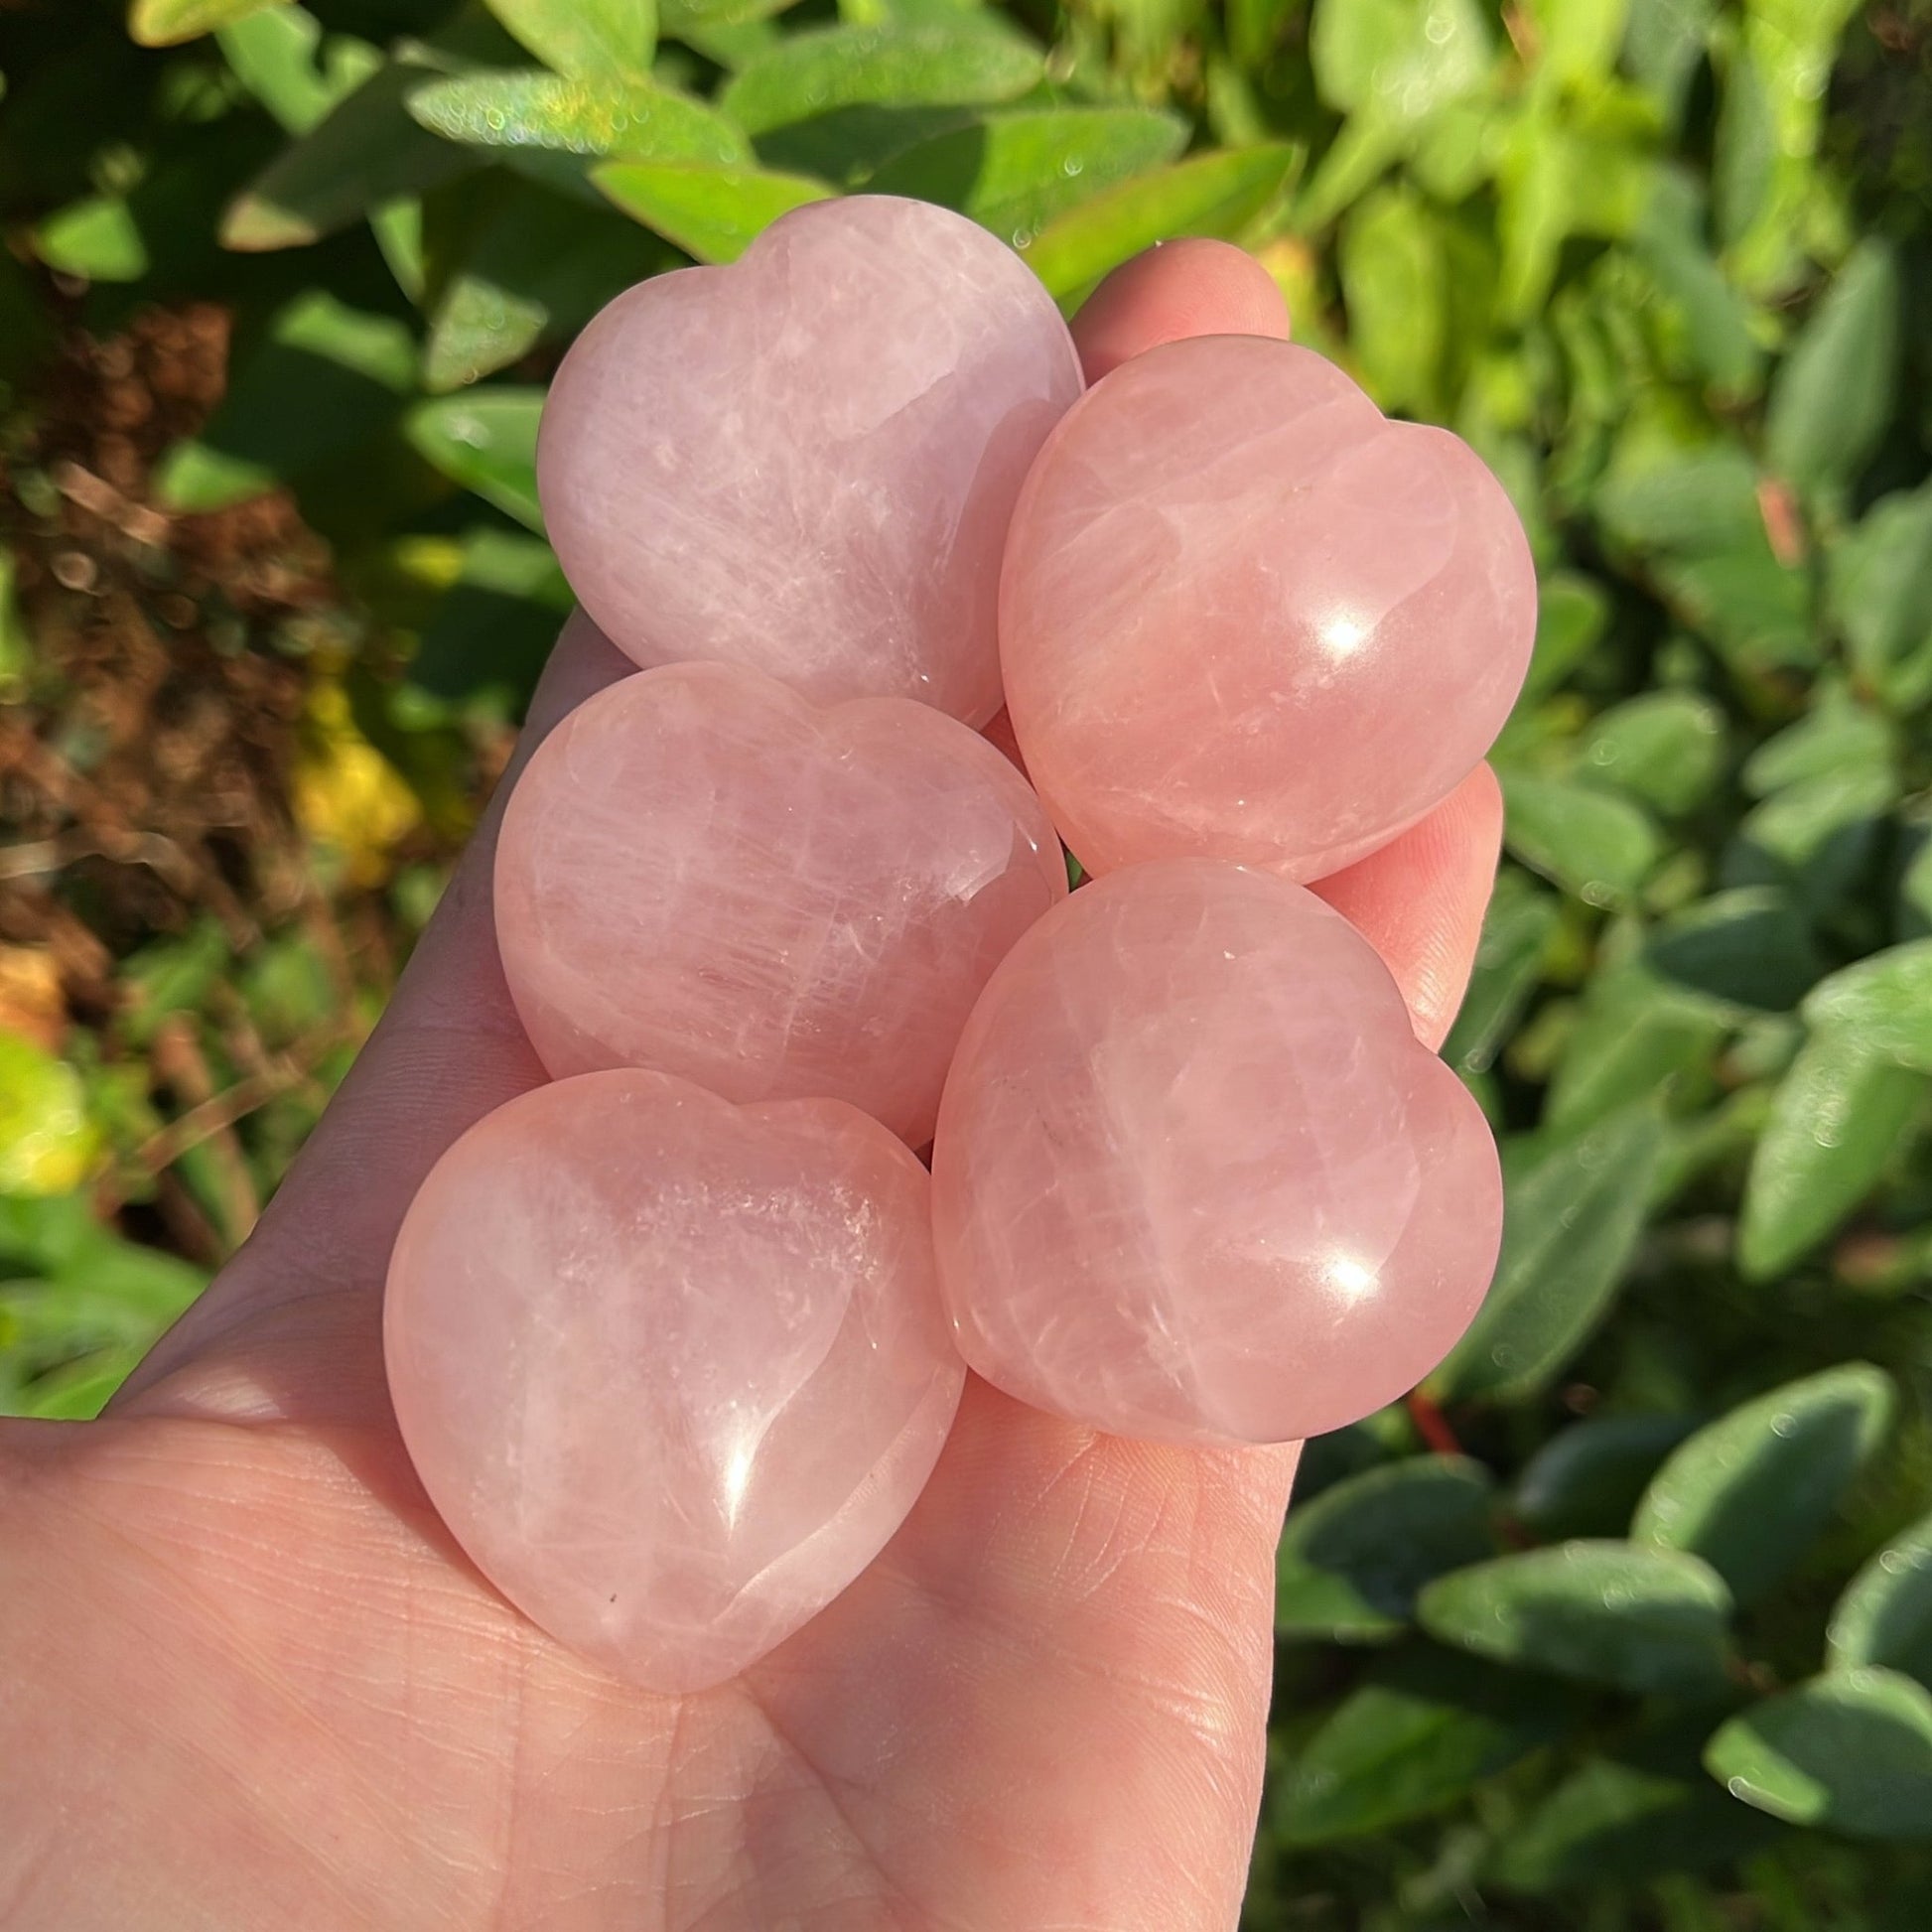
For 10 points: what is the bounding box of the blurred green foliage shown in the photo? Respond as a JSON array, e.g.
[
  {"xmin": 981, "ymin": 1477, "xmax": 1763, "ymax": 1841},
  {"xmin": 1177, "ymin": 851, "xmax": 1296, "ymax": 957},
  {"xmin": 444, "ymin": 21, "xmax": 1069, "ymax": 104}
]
[{"xmin": 3, "ymin": 0, "xmax": 1932, "ymax": 1921}]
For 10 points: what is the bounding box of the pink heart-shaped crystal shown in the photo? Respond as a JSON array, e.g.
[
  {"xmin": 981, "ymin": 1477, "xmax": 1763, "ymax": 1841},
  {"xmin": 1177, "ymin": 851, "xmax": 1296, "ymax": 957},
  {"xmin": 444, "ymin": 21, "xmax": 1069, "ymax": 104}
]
[
  {"xmin": 931, "ymin": 861, "xmax": 1503, "ymax": 1446},
  {"xmin": 999, "ymin": 335, "xmax": 1537, "ymax": 879},
  {"xmin": 385, "ymin": 1069, "xmax": 963, "ymax": 1693},
  {"xmin": 494, "ymin": 660, "xmax": 1067, "ymax": 1145},
  {"xmin": 536, "ymin": 196, "xmax": 1083, "ymax": 725}
]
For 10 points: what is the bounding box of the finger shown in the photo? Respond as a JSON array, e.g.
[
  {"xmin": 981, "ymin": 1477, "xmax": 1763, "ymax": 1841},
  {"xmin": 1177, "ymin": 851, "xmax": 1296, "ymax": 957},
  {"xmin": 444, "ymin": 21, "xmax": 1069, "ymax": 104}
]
[
  {"xmin": 1070, "ymin": 237, "xmax": 1291, "ymax": 383},
  {"xmin": 116, "ymin": 612, "xmax": 633, "ymax": 1415},
  {"xmin": 1309, "ymin": 763, "xmax": 1504, "ymax": 1051}
]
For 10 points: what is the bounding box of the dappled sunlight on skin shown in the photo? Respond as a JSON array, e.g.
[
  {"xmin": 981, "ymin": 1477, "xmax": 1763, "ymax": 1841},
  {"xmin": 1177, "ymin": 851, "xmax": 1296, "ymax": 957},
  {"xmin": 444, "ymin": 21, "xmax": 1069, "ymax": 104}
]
[{"xmin": 0, "ymin": 239, "xmax": 1496, "ymax": 1930}]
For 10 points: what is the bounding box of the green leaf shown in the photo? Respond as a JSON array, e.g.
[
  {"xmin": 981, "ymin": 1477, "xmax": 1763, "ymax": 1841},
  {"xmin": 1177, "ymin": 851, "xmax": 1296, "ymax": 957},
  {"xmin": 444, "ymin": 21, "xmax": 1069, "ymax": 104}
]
[
  {"xmin": 1620, "ymin": 0, "xmax": 1714, "ymax": 124},
  {"xmin": 1596, "ymin": 442, "xmax": 1761, "ymax": 554},
  {"xmin": 1658, "ymin": 551, "xmax": 1814, "ymax": 679},
  {"xmin": 1441, "ymin": 870, "xmax": 1559, "ymax": 1076},
  {"xmin": 1523, "ymin": 571, "xmax": 1608, "ymax": 700},
  {"xmin": 33, "ymin": 197, "xmax": 148, "ymax": 282},
  {"xmin": 222, "ymin": 60, "xmax": 477, "ymax": 250},
  {"xmin": 721, "ymin": 21, "xmax": 1040, "ymax": 137},
  {"xmin": 1724, "ymin": 1, "xmax": 1863, "ymax": 293},
  {"xmin": 407, "ymin": 70, "xmax": 745, "ymax": 161},
  {"xmin": 1706, "ymin": 1669, "xmax": 1932, "ymax": 1842},
  {"xmin": 1499, "ymin": 770, "xmax": 1663, "ymax": 908},
  {"xmin": 1830, "ymin": 1512, "xmax": 1932, "ymax": 1691},
  {"xmin": 422, "ymin": 173, "xmax": 671, "ymax": 391},
  {"xmin": 1764, "ymin": 240, "xmax": 1901, "ymax": 498},
  {"xmin": 1490, "ymin": 1746, "xmax": 1783, "ymax": 1891},
  {"xmin": 1633, "ymin": 1363, "xmax": 1895, "ymax": 1604},
  {"xmin": 1637, "ymin": 173, "xmax": 1762, "ymax": 398},
  {"xmin": 1743, "ymin": 686, "xmax": 1894, "ymax": 797},
  {"xmin": 1429, "ymin": 1105, "xmax": 1663, "ymax": 1403},
  {"xmin": 10, "ymin": 1349, "xmax": 145, "ymax": 1421},
  {"xmin": 1547, "ymin": 965, "xmax": 1725, "ymax": 1131},
  {"xmin": 1021, "ymin": 144, "xmax": 1300, "ymax": 305},
  {"xmin": 404, "ymin": 386, "xmax": 546, "ymax": 529},
  {"xmin": 1496, "ymin": 112, "xmax": 1652, "ymax": 324},
  {"xmin": 407, "ymin": 528, "xmax": 573, "ymax": 710},
  {"xmin": 1337, "ymin": 183, "xmax": 1445, "ymax": 414},
  {"xmin": 1301, "ymin": 0, "xmax": 1491, "ymax": 224},
  {"xmin": 1830, "ymin": 484, "xmax": 1932, "ymax": 715},
  {"xmin": 1419, "ymin": 1541, "xmax": 1732, "ymax": 1694},
  {"xmin": 483, "ymin": 0, "xmax": 656, "ymax": 82},
  {"xmin": 153, "ymin": 291, "xmax": 417, "ymax": 512},
  {"xmin": 1738, "ymin": 1028, "xmax": 1926, "ymax": 1279},
  {"xmin": 1513, "ymin": 1415, "xmax": 1698, "ymax": 1541},
  {"xmin": 0, "ymin": 1037, "xmax": 97, "ymax": 1197},
  {"xmin": 1802, "ymin": 941, "xmax": 1932, "ymax": 1072},
  {"xmin": 1730, "ymin": 765, "xmax": 1895, "ymax": 914},
  {"xmin": 1276, "ymin": 1456, "xmax": 1498, "ymax": 1642},
  {"xmin": 131, "ymin": 0, "xmax": 285, "ymax": 46},
  {"xmin": 1276, "ymin": 1647, "xmax": 1569, "ymax": 1845},
  {"xmin": 594, "ymin": 159, "xmax": 832, "ymax": 262},
  {"xmin": 1645, "ymin": 888, "xmax": 1822, "ymax": 1013},
  {"xmin": 1523, "ymin": 0, "xmax": 1627, "ymax": 89},
  {"xmin": 1577, "ymin": 690, "xmax": 1725, "ymax": 817},
  {"xmin": 216, "ymin": 7, "xmax": 381, "ymax": 134},
  {"xmin": 1309, "ymin": 0, "xmax": 1492, "ymax": 121},
  {"xmin": 1713, "ymin": 38, "xmax": 1776, "ymax": 246},
  {"xmin": 865, "ymin": 107, "xmax": 1187, "ymax": 249}
]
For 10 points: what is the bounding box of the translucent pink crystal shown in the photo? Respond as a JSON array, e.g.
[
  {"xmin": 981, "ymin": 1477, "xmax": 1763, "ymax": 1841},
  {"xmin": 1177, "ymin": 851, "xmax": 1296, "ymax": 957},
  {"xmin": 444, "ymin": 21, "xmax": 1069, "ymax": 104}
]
[
  {"xmin": 1000, "ymin": 335, "xmax": 1536, "ymax": 879},
  {"xmin": 931, "ymin": 861, "xmax": 1503, "ymax": 1446},
  {"xmin": 384, "ymin": 1069, "xmax": 963, "ymax": 1693},
  {"xmin": 536, "ymin": 196, "xmax": 1082, "ymax": 726},
  {"xmin": 494, "ymin": 661, "xmax": 1067, "ymax": 1146}
]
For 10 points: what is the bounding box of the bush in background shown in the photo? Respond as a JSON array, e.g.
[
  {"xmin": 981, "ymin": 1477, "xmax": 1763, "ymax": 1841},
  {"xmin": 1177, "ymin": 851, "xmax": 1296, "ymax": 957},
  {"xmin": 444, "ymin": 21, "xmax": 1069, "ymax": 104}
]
[{"xmin": 2, "ymin": 0, "xmax": 1931, "ymax": 1921}]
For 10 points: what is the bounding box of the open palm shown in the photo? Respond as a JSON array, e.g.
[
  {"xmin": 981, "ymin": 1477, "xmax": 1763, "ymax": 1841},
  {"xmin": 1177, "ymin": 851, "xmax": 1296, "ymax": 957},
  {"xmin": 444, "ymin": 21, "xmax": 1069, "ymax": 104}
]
[{"xmin": 0, "ymin": 244, "xmax": 1501, "ymax": 1931}]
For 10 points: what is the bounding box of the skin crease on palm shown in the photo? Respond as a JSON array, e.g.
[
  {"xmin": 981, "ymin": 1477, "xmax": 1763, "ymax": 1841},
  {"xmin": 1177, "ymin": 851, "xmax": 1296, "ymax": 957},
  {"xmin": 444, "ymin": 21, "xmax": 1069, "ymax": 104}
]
[{"xmin": 0, "ymin": 240, "xmax": 1503, "ymax": 1932}]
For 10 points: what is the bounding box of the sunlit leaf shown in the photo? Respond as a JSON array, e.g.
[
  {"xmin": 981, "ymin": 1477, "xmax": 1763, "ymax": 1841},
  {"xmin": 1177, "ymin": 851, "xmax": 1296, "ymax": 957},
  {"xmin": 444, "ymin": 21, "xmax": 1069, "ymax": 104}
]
[
  {"xmin": 1633, "ymin": 1363, "xmax": 1895, "ymax": 1602},
  {"xmin": 1429, "ymin": 1105, "xmax": 1662, "ymax": 1403},
  {"xmin": 483, "ymin": 0, "xmax": 656, "ymax": 82},
  {"xmin": 407, "ymin": 70, "xmax": 746, "ymax": 161},
  {"xmin": 1419, "ymin": 1541, "xmax": 1732, "ymax": 1695},
  {"xmin": 1706, "ymin": 1670, "xmax": 1932, "ymax": 1841},
  {"xmin": 131, "ymin": 0, "xmax": 286, "ymax": 46},
  {"xmin": 1738, "ymin": 1029, "xmax": 1926, "ymax": 1279},
  {"xmin": 721, "ymin": 20, "xmax": 1040, "ymax": 136},
  {"xmin": 405, "ymin": 386, "xmax": 546, "ymax": 528},
  {"xmin": 1022, "ymin": 144, "xmax": 1301, "ymax": 304},
  {"xmin": 1276, "ymin": 1647, "xmax": 1569, "ymax": 1844},
  {"xmin": 1276, "ymin": 1457, "xmax": 1498, "ymax": 1642},
  {"xmin": 865, "ymin": 107, "xmax": 1186, "ymax": 248},
  {"xmin": 594, "ymin": 158, "xmax": 832, "ymax": 261}
]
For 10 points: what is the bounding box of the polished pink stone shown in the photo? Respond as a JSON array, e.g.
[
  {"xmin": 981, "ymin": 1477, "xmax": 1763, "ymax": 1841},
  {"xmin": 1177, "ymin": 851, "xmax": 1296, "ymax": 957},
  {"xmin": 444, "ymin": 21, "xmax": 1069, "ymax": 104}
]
[
  {"xmin": 536, "ymin": 196, "xmax": 1082, "ymax": 726},
  {"xmin": 385, "ymin": 1069, "xmax": 963, "ymax": 1693},
  {"xmin": 1000, "ymin": 335, "xmax": 1536, "ymax": 880},
  {"xmin": 494, "ymin": 661, "xmax": 1066, "ymax": 1146},
  {"xmin": 931, "ymin": 861, "xmax": 1503, "ymax": 1446}
]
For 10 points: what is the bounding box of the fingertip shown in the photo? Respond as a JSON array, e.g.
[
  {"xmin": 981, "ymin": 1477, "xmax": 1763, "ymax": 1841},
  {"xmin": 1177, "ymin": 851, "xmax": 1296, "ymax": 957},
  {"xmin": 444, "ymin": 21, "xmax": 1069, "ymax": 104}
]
[
  {"xmin": 1310, "ymin": 763, "xmax": 1504, "ymax": 1053},
  {"xmin": 1069, "ymin": 239, "xmax": 1291, "ymax": 384}
]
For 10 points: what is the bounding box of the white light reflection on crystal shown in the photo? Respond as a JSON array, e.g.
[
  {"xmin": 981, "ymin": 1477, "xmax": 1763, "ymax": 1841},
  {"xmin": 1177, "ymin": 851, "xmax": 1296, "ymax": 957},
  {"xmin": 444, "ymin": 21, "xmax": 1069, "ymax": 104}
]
[
  {"xmin": 1320, "ymin": 612, "xmax": 1370, "ymax": 659},
  {"xmin": 1321, "ymin": 1252, "xmax": 1381, "ymax": 1307},
  {"xmin": 721, "ymin": 1434, "xmax": 759, "ymax": 1528}
]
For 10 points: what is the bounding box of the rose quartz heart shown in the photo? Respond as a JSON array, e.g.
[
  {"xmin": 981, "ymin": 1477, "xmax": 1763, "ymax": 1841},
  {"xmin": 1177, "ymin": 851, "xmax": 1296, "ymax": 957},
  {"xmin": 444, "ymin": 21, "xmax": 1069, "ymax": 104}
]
[
  {"xmin": 931, "ymin": 861, "xmax": 1503, "ymax": 1446},
  {"xmin": 494, "ymin": 661, "xmax": 1067, "ymax": 1146},
  {"xmin": 536, "ymin": 196, "xmax": 1082, "ymax": 726},
  {"xmin": 384, "ymin": 1069, "xmax": 963, "ymax": 1693},
  {"xmin": 1000, "ymin": 335, "xmax": 1537, "ymax": 880}
]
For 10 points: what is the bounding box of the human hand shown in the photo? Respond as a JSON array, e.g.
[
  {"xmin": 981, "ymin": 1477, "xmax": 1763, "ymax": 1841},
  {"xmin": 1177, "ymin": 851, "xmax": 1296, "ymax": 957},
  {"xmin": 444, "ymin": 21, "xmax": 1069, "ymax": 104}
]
[{"xmin": 0, "ymin": 240, "xmax": 1501, "ymax": 1931}]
